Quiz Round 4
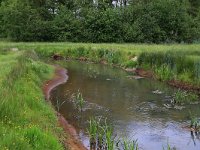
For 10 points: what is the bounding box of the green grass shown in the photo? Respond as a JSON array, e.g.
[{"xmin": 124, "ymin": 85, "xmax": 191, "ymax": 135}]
[
  {"xmin": 0, "ymin": 50, "xmax": 64, "ymax": 150},
  {"xmin": 1, "ymin": 41, "xmax": 200, "ymax": 87},
  {"xmin": 138, "ymin": 50, "xmax": 200, "ymax": 86},
  {"xmin": 0, "ymin": 41, "xmax": 200, "ymax": 53}
]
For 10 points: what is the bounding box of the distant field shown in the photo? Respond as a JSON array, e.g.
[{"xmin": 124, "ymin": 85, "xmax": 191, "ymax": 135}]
[{"xmin": 0, "ymin": 42, "xmax": 200, "ymax": 55}]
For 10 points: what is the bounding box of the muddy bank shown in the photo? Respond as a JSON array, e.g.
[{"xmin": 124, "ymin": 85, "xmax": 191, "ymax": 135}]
[
  {"xmin": 43, "ymin": 66, "xmax": 86, "ymax": 150},
  {"xmin": 134, "ymin": 68, "xmax": 200, "ymax": 94}
]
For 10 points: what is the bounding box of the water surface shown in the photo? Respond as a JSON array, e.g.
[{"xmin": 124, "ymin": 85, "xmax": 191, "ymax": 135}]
[{"xmin": 51, "ymin": 61, "xmax": 200, "ymax": 150}]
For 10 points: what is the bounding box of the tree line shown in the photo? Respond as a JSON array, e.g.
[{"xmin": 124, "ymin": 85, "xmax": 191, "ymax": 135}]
[{"xmin": 0, "ymin": 0, "xmax": 200, "ymax": 43}]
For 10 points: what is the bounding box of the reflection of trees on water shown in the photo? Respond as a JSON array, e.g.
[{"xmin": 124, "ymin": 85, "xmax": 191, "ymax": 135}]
[{"xmin": 190, "ymin": 131, "xmax": 200, "ymax": 146}]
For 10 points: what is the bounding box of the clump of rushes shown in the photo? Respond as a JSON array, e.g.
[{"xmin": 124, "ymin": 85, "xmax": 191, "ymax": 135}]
[
  {"xmin": 190, "ymin": 117, "xmax": 199, "ymax": 130},
  {"xmin": 73, "ymin": 90, "xmax": 85, "ymax": 112},
  {"xmin": 55, "ymin": 98, "xmax": 66, "ymax": 112},
  {"xmin": 87, "ymin": 117, "xmax": 115, "ymax": 150},
  {"xmin": 97, "ymin": 126, "xmax": 104, "ymax": 149},
  {"xmin": 172, "ymin": 89, "xmax": 188, "ymax": 104},
  {"xmin": 121, "ymin": 138, "xmax": 138, "ymax": 150},
  {"xmin": 87, "ymin": 117, "xmax": 99, "ymax": 147},
  {"xmin": 87, "ymin": 117, "xmax": 139, "ymax": 150},
  {"xmin": 104, "ymin": 121, "xmax": 115, "ymax": 150},
  {"xmin": 189, "ymin": 112, "xmax": 200, "ymax": 131},
  {"xmin": 163, "ymin": 143, "xmax": 174, "ymax": 150},
  {"xmin": 172, "ymin": 89, "xmax": 199, "ymax": 104}
]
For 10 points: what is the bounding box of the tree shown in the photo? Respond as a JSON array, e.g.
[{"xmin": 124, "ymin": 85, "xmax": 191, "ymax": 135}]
[
  {"xmin": 189, "ymin": 0, "xmax": 200, "ymax": 16},
  {"xmin": 84, "ymin": 8, "xmax": 123, "ymax": 42}
]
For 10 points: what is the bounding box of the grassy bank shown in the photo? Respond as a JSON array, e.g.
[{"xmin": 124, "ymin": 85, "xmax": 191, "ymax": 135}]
[
  {"xmin": 1, "ymin": 42, "xmax": 199, "ymax": 89},
  {"xmin": 0, "ymin": 50, "xmax": 64, "ymax": 149},
  {"xmin": 138, "ymin": 51, "xmax": 200, "ymax": 87}
]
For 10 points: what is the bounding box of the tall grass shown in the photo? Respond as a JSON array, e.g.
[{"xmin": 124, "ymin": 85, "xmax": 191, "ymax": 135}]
[
  {"xmin": 0, "ymin": 50, "xmax": 63, "ymax": 149},
  {"xmin": 138, "ymin": 51, "xmax": 200, "ymax": 87}
]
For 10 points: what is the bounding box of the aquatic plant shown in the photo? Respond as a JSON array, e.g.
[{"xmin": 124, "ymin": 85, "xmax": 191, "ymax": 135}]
[
  {"xmin": 87, "ymin": 117, "xmax": 99, "ymax": 146},
  {"xmin": 121, "ymin": 138, "xmax": 138, "ymax": 150},
  {"xmin": 190, "ymin": 117, "xmax": 199, "ymax": 129},
  {"xmin": 87, "ymin": 117, "xmax": 115, "ymax": 149},
  {"xmin": 104, "ymin": 122, "xmax": 115, "ymax": 150},
  {"xmin": 172, "ymin": 89, "xmax": 199, "ymax": 104},
  {"xmin": 73, "ymin": 90, "xmax": 85, "ymax": 112},
  {"xmin": 189, "ymin": 112, "xmax": 200, "ymax": 130},
  {"xmin": 87, "ymin": 117, "xmax": 140, "ymax": 150},
  {"xmin": 97, "ymin": 126, "xmax": 104, "ymax": 149},
  {"xmin": 55, "ymin": 98, "xmax": 66, "ymax": 112},
  {"xmin": 172, "ymin": 89, "xmax": 188, "ymax": 104},
  {"xmin": 163, "ymin": 142, "xmax": 176, "ymax": 150}
]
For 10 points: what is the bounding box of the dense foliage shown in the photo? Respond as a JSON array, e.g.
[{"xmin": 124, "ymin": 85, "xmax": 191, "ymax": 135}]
[{"xmin": 0, "ymin": 0, "xmax": 200, "ymax": 43}]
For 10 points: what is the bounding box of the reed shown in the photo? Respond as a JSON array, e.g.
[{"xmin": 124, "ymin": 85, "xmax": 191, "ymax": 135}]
[
  {"xmin": 55, "ymin": 98, "xmax": 66, "ymax": 112},
  {"xmin": 121, "ymin": 138, "xmax": 138, "ymax": 150},
  {"xmin": 162, "ymin": 142, "xmax": 176, "ymax": 150},
  {"xmin": 138, "ymin": 51, "xmax": 200, "ymax": 87},
  {"xmin": 172, "ymin": 89, "xmax": 199, "ymax": 104},
  {"xmin": 87, "ymin": 117, "xmax": 99, "ymax": 146},
  {"xmin": 73, "ymin": 90, "xmax": 85, "ymax": 112}
]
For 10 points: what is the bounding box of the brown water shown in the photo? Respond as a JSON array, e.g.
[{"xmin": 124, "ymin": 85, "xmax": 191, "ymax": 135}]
[{"xmin": 50, "ymin": 61, "xmax": 200, "ymax": 150}]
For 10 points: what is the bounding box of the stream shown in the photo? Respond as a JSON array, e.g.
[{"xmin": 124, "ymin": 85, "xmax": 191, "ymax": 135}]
[{"xmin": 50, "ymin": 61, "xmax": 200, "ymax": 150}]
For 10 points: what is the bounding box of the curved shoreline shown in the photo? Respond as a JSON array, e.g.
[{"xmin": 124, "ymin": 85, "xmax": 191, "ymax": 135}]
[{"xmin": 43, "ymin": 66, "xmax": 87, "ymax": 150}]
